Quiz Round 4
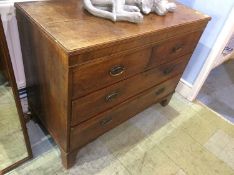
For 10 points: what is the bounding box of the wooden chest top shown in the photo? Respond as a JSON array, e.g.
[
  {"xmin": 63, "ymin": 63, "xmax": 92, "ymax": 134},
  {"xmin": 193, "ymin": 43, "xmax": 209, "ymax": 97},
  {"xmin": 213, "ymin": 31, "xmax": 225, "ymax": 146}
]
[{"xmin": 15, "ymin": 0, "xmax": 210, "ymax": 55}]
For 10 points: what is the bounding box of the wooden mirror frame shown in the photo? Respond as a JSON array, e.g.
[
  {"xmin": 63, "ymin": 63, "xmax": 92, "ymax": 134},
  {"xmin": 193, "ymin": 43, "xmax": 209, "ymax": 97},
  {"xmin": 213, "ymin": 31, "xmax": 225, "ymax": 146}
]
[{"xmin": 0, "ymin": 15, "xmax": 32, "ymax": 174}]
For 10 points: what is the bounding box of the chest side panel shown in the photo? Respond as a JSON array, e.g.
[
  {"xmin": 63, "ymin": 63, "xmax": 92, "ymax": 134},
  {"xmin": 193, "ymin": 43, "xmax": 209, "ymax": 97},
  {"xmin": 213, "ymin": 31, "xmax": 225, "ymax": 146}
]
[{"xmin": 16, "ymin": 10, "xmax": 70, "ymax": 152}]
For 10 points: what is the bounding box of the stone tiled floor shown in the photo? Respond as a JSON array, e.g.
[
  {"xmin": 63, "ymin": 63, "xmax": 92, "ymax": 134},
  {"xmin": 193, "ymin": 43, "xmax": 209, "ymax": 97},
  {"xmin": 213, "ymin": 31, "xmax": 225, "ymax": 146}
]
[
  {"xmin": 198, "ymin": 59, "xmax": 234, "ymax": 123},
  {"xmin": 5, "ymin": 93, "xmax": 234, "ymax": 175}
]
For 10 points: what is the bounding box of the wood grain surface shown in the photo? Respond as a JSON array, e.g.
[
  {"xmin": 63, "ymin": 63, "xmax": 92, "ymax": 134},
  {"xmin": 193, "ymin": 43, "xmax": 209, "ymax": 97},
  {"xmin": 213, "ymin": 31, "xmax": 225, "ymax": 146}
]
[{"xmin": 15, "ymin": 0, "xmax": 210, "ymax": 169}]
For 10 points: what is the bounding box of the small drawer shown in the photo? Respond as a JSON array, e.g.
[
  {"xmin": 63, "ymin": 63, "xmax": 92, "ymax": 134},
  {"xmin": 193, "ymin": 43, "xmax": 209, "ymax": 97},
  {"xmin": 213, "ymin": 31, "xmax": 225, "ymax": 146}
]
[
  {"xmin": 72, "ymin": 31, "xmax": 202, "ymax": 99},
  {"xmin": 150, "ymin": 30, "xmax": 202, "ymax": 66},
  {"xmin": 70, "ymin": 75, "xmax": 181, "ymax": 151},
  {"xmin": 71, "ymin": 54, "xmax": 190, "ymax": 126}
]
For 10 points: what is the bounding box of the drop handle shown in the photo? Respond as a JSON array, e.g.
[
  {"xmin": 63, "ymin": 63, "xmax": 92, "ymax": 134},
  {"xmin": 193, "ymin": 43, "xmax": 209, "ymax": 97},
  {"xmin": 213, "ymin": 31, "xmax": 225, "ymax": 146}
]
[
  {"xmin": 155, "ymin": 87, "xmax": 165, "ymax": 96},
  {"xmin": 110, "ymin": 65, "xmax": 125, "ymax": 76},
  {"xmin": 163, "ymin": 66, "xmax": 175, "ymax": 75},
  {"xmin": 105, "ymin": 92, "xmax": 119, "ymax": 102},
  {"xmin": 172, "ymin": 44, "xmax": 183, "ymax": 53},
  {"xmin": 100, "ymin": 117, "xmax": 113, "ymax": 126}
]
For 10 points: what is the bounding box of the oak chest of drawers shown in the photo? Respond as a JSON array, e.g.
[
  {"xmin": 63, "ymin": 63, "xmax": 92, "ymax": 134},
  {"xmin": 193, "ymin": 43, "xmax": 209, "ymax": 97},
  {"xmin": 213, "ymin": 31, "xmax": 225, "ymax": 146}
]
[{"xmin": 15, "ymin": 0, "xmax": 210, "ymax": 169}]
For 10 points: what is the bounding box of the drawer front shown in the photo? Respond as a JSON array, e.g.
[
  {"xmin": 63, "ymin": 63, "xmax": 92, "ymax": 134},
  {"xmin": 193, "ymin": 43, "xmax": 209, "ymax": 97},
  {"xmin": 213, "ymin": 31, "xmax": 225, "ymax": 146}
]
[
  {"xmin": 72, "ymin": 31, "xmax": 202, "ymax": 99},
  {"xmin": 72, "ymin": 48, "xmax": 152, "ymax": 99},
  {"xmin": 150, "ymin": 30, "xmax": 202, "ymax": 66},
  {"xmin": 71, "ymin": 54, "xmax": 190, "ymax": 126},
  {"xmin": 70, "ymin": 75, "xmax": 180, "ymax": 151}
]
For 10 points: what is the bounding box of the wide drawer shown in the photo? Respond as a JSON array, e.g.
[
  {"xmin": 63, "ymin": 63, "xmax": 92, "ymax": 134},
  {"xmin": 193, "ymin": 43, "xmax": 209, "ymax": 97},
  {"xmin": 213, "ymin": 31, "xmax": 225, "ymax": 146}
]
[
  {"xmin": 71, "ymin": 54, "xmax": 190, "ymax": 126},
  {"xmin": 71, "ymin": 31, "xmax": 202, "ymax": 99},
  {"xmin": 70, "ymin": 75, "xmax": 180, "ymax": 151}
]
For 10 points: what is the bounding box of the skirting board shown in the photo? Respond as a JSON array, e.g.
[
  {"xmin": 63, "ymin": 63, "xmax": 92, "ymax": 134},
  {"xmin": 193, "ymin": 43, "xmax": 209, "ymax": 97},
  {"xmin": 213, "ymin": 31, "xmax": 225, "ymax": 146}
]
[{"xmin": 176, "ymin": 78, "xmax": 194, "ymax": 101}]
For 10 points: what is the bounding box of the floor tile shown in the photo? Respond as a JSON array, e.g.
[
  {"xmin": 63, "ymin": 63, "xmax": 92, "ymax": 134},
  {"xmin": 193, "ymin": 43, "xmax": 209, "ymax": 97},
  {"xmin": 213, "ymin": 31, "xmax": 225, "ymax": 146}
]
[
  {"xmin": 205, "ymin": 130, "xmax": 234, "ymax": 171},
  {"xmin": 69, "ymin": 139, "xmax": 126, "ymax": 175},
  {"xmin": 175, "ymin": 169, "xmax": 187, "ymax": 175},
  {"xmin": 117, "ymin": 144, "xmax": 181, "ymax": 175},
  {"xmin": 157, "ymin": 128, "xmax": 234, "ymax": 175},
  {"xmin": 129, "ymin": 105, "xmax": 170, "ymax": 136},
  {"xmin": 198, "ymin": 107, "xmax": 234, "ymax": 138},
  {"xmin": 100, "ymin": 121, "xmax": 147, "ymax": 157},
  {"xmin": 178, "ymin": 113, "xmax": 217, "ymax": 145},
  {"xmin": 220, "ymin": 139, "xmax": 234, "ymax": 170},
  {"xmin": 169, "ymin": 93, "xmax": 193, "ymax": 112},
  {"xmin": 204, "ymin": 129, "xmax": 231, "ymax": 154}
]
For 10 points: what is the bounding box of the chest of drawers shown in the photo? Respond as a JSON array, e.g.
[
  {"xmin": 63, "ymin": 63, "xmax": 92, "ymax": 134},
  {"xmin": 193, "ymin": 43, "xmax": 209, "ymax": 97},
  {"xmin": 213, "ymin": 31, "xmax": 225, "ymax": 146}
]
[{"xmin": 15, "ymin": 0, "xmax": 210, "ymax": 169}]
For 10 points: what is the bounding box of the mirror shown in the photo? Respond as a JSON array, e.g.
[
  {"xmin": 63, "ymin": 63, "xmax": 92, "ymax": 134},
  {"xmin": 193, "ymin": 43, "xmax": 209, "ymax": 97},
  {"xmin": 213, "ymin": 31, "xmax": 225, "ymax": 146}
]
[{"xmin": 0, "ymin": 15, "xmax": 32, "ymax": 174}]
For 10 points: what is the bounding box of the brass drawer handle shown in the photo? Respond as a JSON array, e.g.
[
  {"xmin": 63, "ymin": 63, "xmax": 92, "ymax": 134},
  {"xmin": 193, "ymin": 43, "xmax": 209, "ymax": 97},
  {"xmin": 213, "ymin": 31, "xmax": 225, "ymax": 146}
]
[
  {"xmin": 163, "ymin": 66, "xmax": 175, "ymax": 75},
  {"xmin": 172, "ymin": 44, "xmax": 183, "ymax": 53},
  {"xmin": 109, "ymin": 65, "xmax": 125, "ymax": 76},
  {"xmin": 155, "ymin": 87, "xmax": 165, "ymax": 96},
  {"xmin": 105, "ymin": 91, "xmax": 119, "ymax": 102},
  {"xmin": 100, "ymin": 117, "xmax": 113, "ymax": 126}
]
